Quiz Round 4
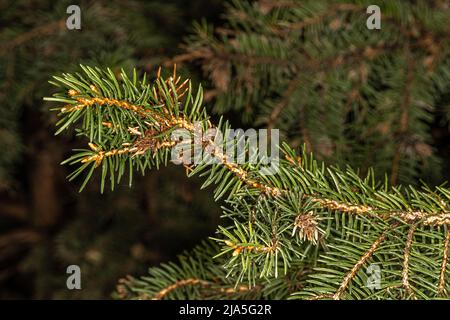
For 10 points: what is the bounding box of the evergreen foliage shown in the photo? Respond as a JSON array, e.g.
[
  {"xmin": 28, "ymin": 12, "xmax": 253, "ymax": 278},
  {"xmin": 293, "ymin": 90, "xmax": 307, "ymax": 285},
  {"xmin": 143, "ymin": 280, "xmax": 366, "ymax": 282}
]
[
  {"xmin": 46, "ymin": 65, "xmax": 450, "ymax": 299},
  {"xmin": 175, "ymin": 0, "xmax": 450, "ymax": 186}
]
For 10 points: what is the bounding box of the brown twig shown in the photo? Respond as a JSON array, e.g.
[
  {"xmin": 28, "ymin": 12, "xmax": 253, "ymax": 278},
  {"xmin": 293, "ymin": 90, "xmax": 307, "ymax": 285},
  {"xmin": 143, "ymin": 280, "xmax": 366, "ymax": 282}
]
[
  {"xmin": 152, "ymin": 277, "xmax": 254, "ymax": 300},
  {"xmin": 0, "ymin": 20, "xmax": 65, "ymax": 56},
  {"xmin": 402, "ymin": 224, "xmax": 417, "ymax": 298},
  {"xmin": 153, "ymin": 278, "xmax": 210, "ymax": 300},
  {"xmin": 271, "ymin": 4, "xmax": 360, "ymax": 35},
  {"xmin": 438, "ymin": 230, "xmax": 450, "ymax": 296},
  {"xmin": 332, "ymin": 225, "xmax": 394, "ymax": 300}
]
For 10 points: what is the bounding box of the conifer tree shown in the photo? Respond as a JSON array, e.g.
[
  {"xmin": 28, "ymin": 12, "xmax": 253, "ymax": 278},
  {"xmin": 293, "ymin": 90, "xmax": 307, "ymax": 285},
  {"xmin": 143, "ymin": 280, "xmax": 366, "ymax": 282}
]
[{"xmin": 173, "ymin": 0, "xmax": 450, "ymax": 186}]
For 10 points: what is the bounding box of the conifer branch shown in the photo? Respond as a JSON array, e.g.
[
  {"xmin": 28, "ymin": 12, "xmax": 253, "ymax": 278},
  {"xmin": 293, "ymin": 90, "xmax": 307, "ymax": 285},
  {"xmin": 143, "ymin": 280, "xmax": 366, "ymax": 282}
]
[
  {"xmin": 153, "ymin": 278, "xmax": 210, "ymax": 300},
  {"xmin": 46, "ymin": 65, "xmax": 450, "ymax": 299},
  {"xmin": 152, "ymin": 278, "xmax": 255, "ymax": 300},
  {"xmin": 333, "ymin": 225, "xmax": 392, "ymax": 300}
]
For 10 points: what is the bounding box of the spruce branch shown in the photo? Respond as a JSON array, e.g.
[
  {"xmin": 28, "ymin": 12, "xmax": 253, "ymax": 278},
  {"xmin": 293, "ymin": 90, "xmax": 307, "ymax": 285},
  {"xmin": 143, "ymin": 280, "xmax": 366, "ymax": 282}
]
[
  {"xmin": 46, "ymin": 65, "xmax": 450, "ymax": 299},
  {"xmin": 402, "ymin": 223, "xmax": 418, "ymax": 298},
  {"xmin": 311, "ymin": 223, "xmax": 395, "ymax": 300}
]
